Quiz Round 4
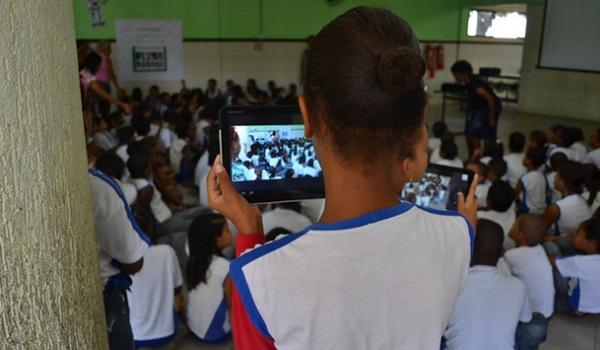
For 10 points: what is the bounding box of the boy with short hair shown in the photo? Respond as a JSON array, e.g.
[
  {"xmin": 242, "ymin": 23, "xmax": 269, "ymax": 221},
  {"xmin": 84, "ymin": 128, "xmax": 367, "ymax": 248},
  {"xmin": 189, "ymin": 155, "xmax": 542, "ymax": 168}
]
[
  {"xmin": 504, "ymin": 132, "xmax": 527, "ymax": 187},
  {"xmin": 516, "ymin": 147, "xmax": 550, "ymax": 215},
  {"xmin": 583, "ymin": 128, "xmax": 600, "ymax": 168},
  {"xmin": 507, "ymin": 214, "xmax": 554, "ymax": 349},
  {"xmin": 477, "ymin": 181, "xmax": 516, "ymax": 249},
  {"xmin": 444, "ymin": 219, "xmax": 531, "ymax": 350},
  {"xmin": 428, "ymin": 120, "xmax": 447, "ymax": 152}
]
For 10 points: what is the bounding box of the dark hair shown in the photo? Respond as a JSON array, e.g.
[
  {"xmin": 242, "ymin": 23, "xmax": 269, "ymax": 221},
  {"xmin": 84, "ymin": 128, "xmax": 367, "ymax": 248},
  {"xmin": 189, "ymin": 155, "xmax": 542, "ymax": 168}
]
[
  {"xmin": 526, "ymin": 147, "xmax": 546, "ymax": 169},
  {"xmin": 451, "ymin": 60, "xmax": 473, "ymax": 75},
  {"xmin": 127, "ymin": 154, "xmax": 149, "ymax": 179},
  {"xmin": 440, "ymin": 131, "xmax": 455, "ymax": 144},
  {"xmin": 549, "ymin": 152, "xmax": 568, "ymax": 171},
  {"xmin": 131, "ymin": 116, "xmax": 151, "ymax": 136},
  {"xmin": 83, "ymin": 51, "xmax": 102, "ymax": 73},
  {"xmin": 572, "ymin": 127, "xmax": 584, "ymax": 142},
  {"xmin": 509, "ymin": 132, "xmax": 526, "ymax": 153},
  {"xmin": 562, "ymin": 126, "xmax": 576, "ymax": 147},
  {"xmin": 266, "ymin": 227, "xmax": 292, "ymax": 242},
  {"xmin": 440, "ymin": 141, "xmax": 458, "ymax": 160},
  {"xmin": 285, "ymin": 168, "xmax": 295, "ymax": 179},
  {"xmin": 207, "ymin": 124, "xmax": 221, "ymax": 166},
  {"xmin": 132, "ymin": 88, "xmax": 143, "ymax": 103},
  {"xmin": 487, "ymin": 181, "xmax": 514, "ymax": 212},
  {"xmin": 558, "ymin": 162, "xmax": 598, "ymax": 205},
  {"xmin": 473, "ymin": 219, "xmax": 504, "ymax": 266},
  {"xmin": 301, "ymin": 7, "xmax": 427, "ymax": 165},
  {"xmin": 175, "ymin": 119, "xmax": 191, "ymax": 139},
  {"xmin": 529, "ymin": 130, "xmax": 548, "ymax": 149},
  {"xmin": 95, "ymin": 153, "xmax": 125, "ymax": 180},
  {"xmin": 208, "ymin": 78, "xmax": 217, "ymax": 84},
  {"xmin": 488, "ymin": 157, "xmax": 508, "ymax": 179},
  {"xmin": 580, "ymin": 218, "xmax": 600, "ymax": 252},
  {"xmin": 127, "ymin": 140, "xmax": 152, "ymax": 158},
  {"xmin": 483, "ymin": 140, "xmax": 504, "ymax": 159},
  {"xmin": 549, "ymin": 124, "xmax": 566, "ymax": 146},
  {"xmin": 431, "ymin": 121, "xmax": 448, "ymax": 138},
  {"xmin": 187, "ymin": 213, "xmax": 227, "ymax": 289}
]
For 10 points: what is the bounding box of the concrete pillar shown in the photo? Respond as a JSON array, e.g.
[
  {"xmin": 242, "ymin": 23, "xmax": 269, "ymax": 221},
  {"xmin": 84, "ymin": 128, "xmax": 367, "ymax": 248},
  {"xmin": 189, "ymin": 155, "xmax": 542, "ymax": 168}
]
[{"xmin": 0, "ymin": 1, "xmax": 108, "ymax": 348}]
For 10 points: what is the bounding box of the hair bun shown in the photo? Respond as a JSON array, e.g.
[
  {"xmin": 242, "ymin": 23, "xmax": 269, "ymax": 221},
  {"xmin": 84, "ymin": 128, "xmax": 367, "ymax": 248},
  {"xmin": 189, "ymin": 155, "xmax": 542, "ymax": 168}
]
[{"xmin": 376, "ymin": 47, "xmax": 425, "ymax": 94}]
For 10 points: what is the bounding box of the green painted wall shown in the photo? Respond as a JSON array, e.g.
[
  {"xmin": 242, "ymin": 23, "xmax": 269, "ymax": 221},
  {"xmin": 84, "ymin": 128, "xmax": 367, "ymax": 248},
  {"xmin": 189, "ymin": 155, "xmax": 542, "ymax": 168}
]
[{"xmin": 73, "ymin": 0, "xmax": 543, "ymax": 41}]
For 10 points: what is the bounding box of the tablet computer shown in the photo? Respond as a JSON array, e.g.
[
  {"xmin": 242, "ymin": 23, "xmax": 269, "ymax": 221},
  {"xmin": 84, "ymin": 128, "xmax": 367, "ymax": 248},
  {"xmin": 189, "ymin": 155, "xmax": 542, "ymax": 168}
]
[
  {"xmin": 220, "ymin": 105, "xmax": 325, "ymax": 204},
  {"xmin": 401, "ymin": 163, "xmax": 474, "ymax": 211}
]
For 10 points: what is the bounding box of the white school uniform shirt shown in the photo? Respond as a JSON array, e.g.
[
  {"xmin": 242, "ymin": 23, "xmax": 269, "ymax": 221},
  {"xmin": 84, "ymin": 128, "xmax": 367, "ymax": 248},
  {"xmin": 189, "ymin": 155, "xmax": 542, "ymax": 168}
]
[
  {"xmin": 556, "ymin": 254, "xmax": 600, "ymax": 313},
  {"xmin": 444, "ymin": 266, "xmax": 532, "ymax": 350},
  {"xmin": 435, "ymin": 158, "xmax": 464, "ymax": 168},
  {"xmin": 300, "ymin": 199, "xmax": 325, "ymax": 223},
  {"xmin": 187, "ymin": 255, "xmax": 231, "ymax": 342},
  {"xmin": 519, "ymin": 170, "xmax": 549, "ymax": 215},
  {"xmin": 303, "ymin": 166, "xmax": 320, "ymax": 178},
  {"xmin": 475, "ymin": 180, "xmax": 492, "ymax": 209},
  {"xmin": 93, "ymin": 131, "xmax": 118, "ymax": 151},
  {"xmin": 128, "ymin": 245, "xmax": 183, "ymax": 342},
  {"xmin": 115, "ymin": 179, "xmax": 137, "ymax": 205},
  {"xmin": 292, "ymin": 162, "xmax": 304, "ymax": 177},
  {"xmin": 583, "ymin": 148, "xmax": 600, "ymax": 168},
  {"xmin": 552, "ymin": 194, "xmax": 592, "ymax": 236},
  {"xmin": 194, "ymin": 119, "xmax": 211, "ymax": 148},
  {"xmin": 504, "ymin": 153, "xmax": 527, "ymax": 187},
  {"xmin": 169, "ymin": 137, "xmax": 187, "ymax": 175},
  {"xmin": 231, "ymin": 203, "xmax": 473, "ymax": 350},
  {"xmin": 158, "ymin": 126, "xmax": 173, "ymax": 150},
  {"xmin": 430, "ymin": 147, "xmax": 442, "ymax": 164},
  {"xmin": 571, "ymin": 142, "xmax": 587, "ymax": 162},
  {"xmin": 148, "ymin": 123, "xmax": 160, "ymax": 137},
  {"xmin": 428, "ymin": 137, "xmax": 441, "ymax": 152},
  {"xmin": 194, "ymin": 151, "xmax": 210, "ymax": 187},
  {"xmin": 262, "ymin": 207, "xmax": 313, "ymax": 234},
  {"xmin": 198, "ymin": 169, "xmax": 210, "ymax": 207},
  {"xmin": 116, "ymin": 144, "xmax": 129, "ymax": 163},
  {"xmin": 88, "ymin": 170, "xmax": 149, "ymax": 285},
  {"xmin": 548, "ymin": 146, "xmax": 574, "ymax": 164},
  {"xmin": 504, "ymin": 245, "xmax": 555, "ymax": 317},
  {"xmin": 547, "ymin": 171, "xmax": 562, "ymax": 202},
  {"xmin": 477, "ymin": 209, "xmax": 516, "ymax": 250},
  {"xmin": 131, "ymin": 178, "xmax": 172, "ymax": 223}
]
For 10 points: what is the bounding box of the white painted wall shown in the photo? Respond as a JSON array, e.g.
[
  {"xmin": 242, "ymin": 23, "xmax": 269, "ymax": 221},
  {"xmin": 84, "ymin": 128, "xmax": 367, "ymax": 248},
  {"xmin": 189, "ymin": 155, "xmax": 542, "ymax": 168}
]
[{"xmin": 519, "ymin": 4, "xmax": 600, "ymax": 121}]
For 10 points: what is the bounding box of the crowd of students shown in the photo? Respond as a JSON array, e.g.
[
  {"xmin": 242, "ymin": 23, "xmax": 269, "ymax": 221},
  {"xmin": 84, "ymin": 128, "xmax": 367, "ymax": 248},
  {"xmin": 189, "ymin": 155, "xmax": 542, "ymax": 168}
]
[
  {"xmin": 429, "ymin": 120, "xmax": 600, "ymax": 349},
  {"xmin": 80, "ymin": 7, "xmax": 600, "ymax": 350}
]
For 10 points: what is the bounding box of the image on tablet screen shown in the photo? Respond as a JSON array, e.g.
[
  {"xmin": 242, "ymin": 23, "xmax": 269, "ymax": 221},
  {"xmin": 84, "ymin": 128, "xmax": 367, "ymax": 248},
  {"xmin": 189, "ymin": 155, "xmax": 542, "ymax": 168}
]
[
  {"xmin": 230, "ymin": 125, "xmax": 323, "ymax": 182},
  {"xmin": 401, "ymin": 172, "xmax": 451, "ymax": 211}
]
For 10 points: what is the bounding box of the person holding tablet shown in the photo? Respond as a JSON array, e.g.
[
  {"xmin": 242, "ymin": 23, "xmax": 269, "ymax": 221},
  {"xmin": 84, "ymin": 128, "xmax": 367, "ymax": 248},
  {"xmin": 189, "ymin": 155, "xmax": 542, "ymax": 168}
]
[{"xmin": 206, "ymin": 6, "xmax": 478, "ymax": 350}]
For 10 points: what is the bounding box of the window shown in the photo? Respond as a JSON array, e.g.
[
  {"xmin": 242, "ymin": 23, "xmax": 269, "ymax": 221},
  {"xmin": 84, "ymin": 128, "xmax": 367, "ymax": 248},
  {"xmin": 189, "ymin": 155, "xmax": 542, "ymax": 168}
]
[{"xmin": 467, "ymin": 9, "xmax": 527, "ymax": 39}]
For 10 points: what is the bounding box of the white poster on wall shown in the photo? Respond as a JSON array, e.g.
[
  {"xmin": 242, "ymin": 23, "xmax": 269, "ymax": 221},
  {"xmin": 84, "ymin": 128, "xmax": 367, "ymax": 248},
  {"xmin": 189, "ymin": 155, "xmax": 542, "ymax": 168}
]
[{"xmin": 115, "ymin": 19, "xmax": 184, "ymax": 82}]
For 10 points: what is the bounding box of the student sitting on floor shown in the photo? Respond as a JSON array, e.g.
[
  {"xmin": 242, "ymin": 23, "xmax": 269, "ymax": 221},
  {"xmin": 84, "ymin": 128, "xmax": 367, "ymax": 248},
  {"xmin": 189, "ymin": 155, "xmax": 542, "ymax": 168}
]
[
  {"xmin": 170, "ymin": 118, "xmax": 197, "ymax": 182},
  {"xmin": 444, "ymin": 219, "xmax": 531, "ymax": 350},
  {"xmin": 546, "ymin": 124, "xmax": 575, "ymax": 161},
  {"xmin": 506, "ymin": 214, "xmax": 554, "ymax": 350},
  {"xmin": 428, "ymin": 120, "xmax": 447, "ymax": 153},
  {"xmin": 94, "ymin": 153, "xmax": 137, "ymax": 206},
  {"xmin": 436, "ymin": 139, "xmax": 463, "ymax": 168},
  {"xmin": 552, "ymin": 218, "xmax": 600, "ymax": 315},
  {"xmin": 570, "ymin": 127, "xmax": 587, "ymax": 162},
  {"xmin": 477, "ymin": 181, "xmax": 516, "ymax": 249},
  {"xmin": 92, "ymin": 116, "xmax": 118, "ymax": 151},
  {"xmin": 583, "ymin": 128, "xmax": 600, "ymax": 168},
  {"xmin": 516, "ymin": 147, "xmax": 550, "ymax": 215},
  {"xmin": 115, "ymin": 126, "xmax": 135, "ymax": 164},
  {"xmin": 466, "ymin": 161, "xmax": 491, "ymax": 209},
  {"xmin": 504, "ymin": 131, "xmax": 527, "ymax": 187},
  {"xmin": 186, "ymin": 213, "xmax": 233, "ymax": 343},
  {"xmin": 127, "ymin": 207, "xmax": 184, "ymax": 348},
  {"xmin": 487, "ymin": 157, "xmax": 508, "ymax": 184},
  {"xmin": 430, "ymin": 131, "xmax": 455, "ymax": 164},
  {"xmin": 527, "ymin": 130, "xmax": 548, "ymax": 151},
  {"xmin": 546, "ymin": 152, "xmax": 569, "ymax": 203},
  {"xmin": 544, "ymin": 161, "xmax": 596, "ymax": 256},
  {"xmin": 262, "ymin": 202, "xmax": 313, "ymax": 234},
  {"xmin": 478, "ymin": 140, "xmax": 504, "ymax": 166}
]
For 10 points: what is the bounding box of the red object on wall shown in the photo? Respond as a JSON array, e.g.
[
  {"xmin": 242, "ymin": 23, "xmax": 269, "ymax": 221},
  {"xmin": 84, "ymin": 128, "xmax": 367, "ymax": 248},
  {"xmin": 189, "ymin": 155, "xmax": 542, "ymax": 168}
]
[
  {"xmin": 436, "ymin": 45, "xmax": 445, "ymax": 70},
  {"xmin": 425, "ymin": 44, "xmax": 436, "ymax": 79}
]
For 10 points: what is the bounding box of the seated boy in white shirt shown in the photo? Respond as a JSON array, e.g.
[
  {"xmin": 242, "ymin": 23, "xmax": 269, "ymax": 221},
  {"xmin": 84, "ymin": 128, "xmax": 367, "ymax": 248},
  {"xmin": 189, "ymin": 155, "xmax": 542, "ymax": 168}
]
[
  {"xmin": 583, "ymin": 128, "xmax": 600, "ymax": 168},
  {"xmin": 430, "ymin": 131, "xmax": 454, "ymax": 164},
  {"xmin": 435, "ymin": 140, "xmax": 463, "ymax": 168},
  {"xmin": 128, "ymin": 207, "xmax": 184, "ymax": 348},
  {"xmin": 546, "ymin": 152, "xmax": 568, "ymax": 203},
  {"xmin": 466, "ymin": 162, "xmax": 490, "ymax": 209},
  {"xmin": 444, "ymin": 219, "xmax": 532, "ymax": 350},
  {"xmin": 553, "ymin": 218, "xmax": 600, "ymax": 315},
  {"xmin": 477, "ymin": 181, "xmax": 515, "ymax": 249},
  {"xmin": 428, "ymin": 120, "xmax": 447, "ymax": 153},
  {"xmin": 570, "ymin": 127, "xmax": 587, "ymax": 162},
  {"xmin": 516, "ymin": 147, "xmax": 550, "ymax": 215},
  {"xmin": 506, "ymin": 214, "xmax": 554, "ymax": 349},
  {"xmin": 504, "ymin": 132, "xmax": 527, "ymax": 187}
]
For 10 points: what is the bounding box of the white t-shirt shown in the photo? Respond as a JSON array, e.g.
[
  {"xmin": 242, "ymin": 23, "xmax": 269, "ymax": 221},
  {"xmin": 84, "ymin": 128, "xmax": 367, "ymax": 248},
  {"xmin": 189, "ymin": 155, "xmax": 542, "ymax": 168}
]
[
  {"xmin": 477, "ymin": 209, "xmax": 516, "ymax": 250},
  {"xmin": 434, "ymin": 158, "xmax": 464, "ymax": 169},
  {"xmin": 198, "ymin": 170, "xmax": 210, "ymax": 208},
  {"xmin": 303, "ymin": 166, "xmax": 320, "ymax": 178},
  {"xmin": 231, "ymin": 203, "xmax": 472, "ymax": 349},
  {"xmin": 428, "ymin": 137, "xmax": 441, "ymax": 152},
  {"xmin": 475, "ymin": 180, "xmax": 492, "ymax": 209},
  {"xmin": 504, "ymin": 245, "xmax": 555, "ymax": 318},
  {"xmin": 158, "ymin": 126, "xmax": 173, "ymax": 151},
  {"xmin": 547, "ymin": 171, "xmax": 561, "ymax": 203},
  {"xmin": 128, "ymin": 245, "xmax": 183, "ymax": 342},
  {"xmin": 571, "ymin": 142, "xmax": 587, "ymax": 163},
  {"xmin": 116, "ymin": 144, "xmax": 129, "ymax": 163},
  {"xmin": 88, "ymin": 170, "xmax": 149, "ymax": 285},
  {"xmin": 504, "ymin": 153, "xmax": 526, "ymax": 187},
  {"xmin": 548, "ymin": 145, "xmax": 575, "ymax": 163},
  {"xmin": 169, "ymin": 137, "xmax": 187, "ymax": 175},
  {"xmin": 519, "ymin": 171, "xmax": 549, "ymax": 215},
  {"xmin": 583, "ymin": 148, "xmax": 600, "ymax": 168},
  {"xmin": 430, "ymin": 147, "xmax": 442, "ymax": 164},
  {"xmin": 131, "ymin": 178, "xmax": 172, "ymax": 223},
  {"xmin": 300, "ymin": 199, "xmax": 325, "ymax": 223},
  {"xmin": 262, "ymin": 207, "xmax": 313, "ymax": 234},
  {"xmin": 93, "ymin": 131, "xmax": 118, "ymax": 151},
  {"xmin": 187, "ymin": 255, "xmax": 231, "ymax": 342},
  {"xmin": 148, "ymin": 123, "xmax": 160, "ymax": 137},
  {"xmin": 194, "ymin": 151, "xmax": 210, "ymax": 187},
  {"xmin": 116, "ymin": 179, "xmax": 137, "ymax": 205},
  {"xmin": 556, "ymin": 254, "xmax": 600, "ymax": 313},
  {"xmin": 553, "ymin": 194, "xmax": 592, "ymax": 236},
  {"xmin": 195, "ymin": 119, "xmax": 211, "ymax": 147},
  {"xmin": 444, "ymin": 266, "xmax": 532, "ymax": 350}
]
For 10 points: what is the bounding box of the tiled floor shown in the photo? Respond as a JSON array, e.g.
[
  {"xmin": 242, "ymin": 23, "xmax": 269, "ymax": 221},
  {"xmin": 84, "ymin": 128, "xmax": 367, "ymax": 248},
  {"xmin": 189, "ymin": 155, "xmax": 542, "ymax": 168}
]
[{"xmin": 150, "ymin": 100, "xmax": 600, "ymax": 349}]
